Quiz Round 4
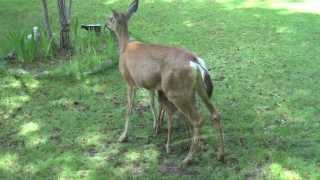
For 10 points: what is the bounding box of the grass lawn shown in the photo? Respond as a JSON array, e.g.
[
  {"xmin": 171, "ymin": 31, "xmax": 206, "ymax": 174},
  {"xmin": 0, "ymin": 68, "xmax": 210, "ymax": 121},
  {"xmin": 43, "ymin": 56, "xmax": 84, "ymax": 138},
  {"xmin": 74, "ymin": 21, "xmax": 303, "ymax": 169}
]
[{"xmin": 1, "ymin": 0, "xmax": 320, "ymax": 179}]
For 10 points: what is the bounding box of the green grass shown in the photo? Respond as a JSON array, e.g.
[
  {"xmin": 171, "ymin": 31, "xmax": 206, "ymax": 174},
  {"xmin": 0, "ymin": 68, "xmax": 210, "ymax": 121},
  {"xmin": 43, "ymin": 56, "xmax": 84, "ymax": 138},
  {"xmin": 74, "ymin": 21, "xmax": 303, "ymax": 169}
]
[{"xmin": 1, "ymin": 0, "xmax": 320, "ymax": 179}]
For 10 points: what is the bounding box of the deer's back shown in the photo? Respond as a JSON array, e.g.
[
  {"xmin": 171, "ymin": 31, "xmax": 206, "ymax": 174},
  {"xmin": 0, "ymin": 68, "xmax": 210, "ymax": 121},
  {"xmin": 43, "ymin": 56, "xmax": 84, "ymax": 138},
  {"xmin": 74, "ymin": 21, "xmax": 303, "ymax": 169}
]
[{"xmin": 120, "ymin": 42, "xmax": 196, "ymax": 90}]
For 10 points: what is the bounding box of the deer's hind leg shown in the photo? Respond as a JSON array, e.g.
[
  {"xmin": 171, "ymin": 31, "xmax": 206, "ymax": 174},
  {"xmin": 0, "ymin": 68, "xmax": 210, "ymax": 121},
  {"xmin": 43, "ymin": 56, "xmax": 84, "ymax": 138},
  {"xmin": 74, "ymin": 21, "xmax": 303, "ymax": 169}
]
[
  {"xmin": 118, "ymin": 85, "xmax": 136, "ymax": 142},
  {"xmin": 166, "ymin": 93, "xmax": 203, "ymax": 165},
  {"xmin": 196, "ymin": 79, "xmax": 225, "ymax": 161}
]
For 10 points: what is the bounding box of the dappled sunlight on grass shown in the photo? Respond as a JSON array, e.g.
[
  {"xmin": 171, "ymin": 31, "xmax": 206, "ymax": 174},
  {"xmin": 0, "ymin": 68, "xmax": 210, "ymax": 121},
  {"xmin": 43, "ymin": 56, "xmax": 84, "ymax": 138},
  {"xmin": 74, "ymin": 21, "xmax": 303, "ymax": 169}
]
[
  {"xmin": 26, "ymin": 135, "xmax": 48, "ymax": 148},
  {"xmin": 109, "ymin": 146, "xmax": 160, "ymax": 177},
  {"xmin": 143, "ymin": 148, "xmax": 159, "ymax": 163},
  {"xmin": 76, "ymin": 133, "xmax": 105, "ymax": 147},
  {"xmin": 18, "ymin": 121, "xmax": 47, "ymax": 148},
  {"xmin": 125, "ymin": 151, "xmax": 141, "ymax": 162},
  {"xmin": 135, "ymin": 89, "xmax": 153, "ymax": 105},
  {"xmin": 216, "ymin": 0, "xmax": 320, "ymax": 14},
  {"xmin": 276, "ymin": 26, "xmax": 292, "ymax": 34},
  {"xmin": 0, "ymin": 74, "xmax": 41, "ymax": 123},
  {"xmin": 1, "ymin": 78, "xmax": 21, "ymax": 89},
  {"xmin": 19, "ymin": 122, "xmax": 40, "ymax": 136},
  {"xmin": 24, "ymin": 78, "xmax": 40, "ymax": 89},
  {"xmin": 103, "ymin": 0, "xmax": 121, "ymax": 6},
  {"xmin": 50, "ymin": 98, "xmax": 76, "ymax": 108},
  {"xmin": 0, "ymin": 94, "xmax": 30, "ymax": 113},
  {"xmin": 268, "ymin": 163, "xmax": 302, "ymax": 180},
  {"xmin": 24, "ymin": 163, "xmax": 38, "ymax": 176},
  {"xmin": 268, "ymin": 0, "xmax": 320, "ymax": 14},
  {"xmin": 0, "ymin": 153, "xmax": 18, "ymax": 173},
  {"xmin": 183, "ymin": 20, "xmax": 195, "ymax": 28}
]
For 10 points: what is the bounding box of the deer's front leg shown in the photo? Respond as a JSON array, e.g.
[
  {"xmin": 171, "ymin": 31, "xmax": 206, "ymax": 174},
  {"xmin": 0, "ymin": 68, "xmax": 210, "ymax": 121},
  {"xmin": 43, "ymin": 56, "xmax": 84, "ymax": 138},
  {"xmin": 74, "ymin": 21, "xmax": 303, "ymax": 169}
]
[{"xmin": 118, "ymin": 86, "xmax": 136, "ymax": 142}]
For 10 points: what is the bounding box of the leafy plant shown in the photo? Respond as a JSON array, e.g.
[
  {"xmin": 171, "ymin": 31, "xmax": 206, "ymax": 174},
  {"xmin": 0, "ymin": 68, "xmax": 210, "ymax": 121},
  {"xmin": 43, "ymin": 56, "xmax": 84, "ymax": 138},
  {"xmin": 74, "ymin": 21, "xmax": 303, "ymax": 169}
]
[{"xmin": 4, "ymin": 29, "xmax": 54, "ymax": 62}]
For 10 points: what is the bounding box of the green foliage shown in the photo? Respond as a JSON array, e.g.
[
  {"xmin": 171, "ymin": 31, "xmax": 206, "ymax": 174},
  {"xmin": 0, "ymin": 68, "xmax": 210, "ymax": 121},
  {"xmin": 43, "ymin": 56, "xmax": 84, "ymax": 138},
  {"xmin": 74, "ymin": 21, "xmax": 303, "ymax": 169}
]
[
  {"xmin": 72, "ymin": 29, "xmax": 116, "ymax": 60},
  {"xmin": 50, "ymin": 54, "xmax": 108, "ymax": 79},
  {"xmin": 3, "ymin": 30, "xmax": 54, "ymax": 62}
]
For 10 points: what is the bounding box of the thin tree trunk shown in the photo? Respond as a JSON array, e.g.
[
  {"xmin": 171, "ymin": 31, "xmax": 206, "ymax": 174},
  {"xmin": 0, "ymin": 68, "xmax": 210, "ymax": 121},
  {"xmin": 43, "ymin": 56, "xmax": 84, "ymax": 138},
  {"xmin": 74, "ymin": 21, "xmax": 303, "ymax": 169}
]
[
  {"xmin": 42, "ymin": 0, "xmax": 53, "ymax": 41},
  {"xmin": 68, "ymin": 0, "xmax": 72, "ymax": 21},
  {"xmin": 57, "ymin": 0, "xmax": 71, "ymax": 53}
]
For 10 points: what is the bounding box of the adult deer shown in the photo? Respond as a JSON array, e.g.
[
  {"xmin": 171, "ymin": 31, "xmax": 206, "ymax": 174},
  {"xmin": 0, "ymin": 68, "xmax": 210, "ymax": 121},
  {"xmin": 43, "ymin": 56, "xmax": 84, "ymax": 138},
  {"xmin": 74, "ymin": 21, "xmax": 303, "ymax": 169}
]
[{"xmin": 106, "ymin": 0, "xmax": 224, "ymax": 165}]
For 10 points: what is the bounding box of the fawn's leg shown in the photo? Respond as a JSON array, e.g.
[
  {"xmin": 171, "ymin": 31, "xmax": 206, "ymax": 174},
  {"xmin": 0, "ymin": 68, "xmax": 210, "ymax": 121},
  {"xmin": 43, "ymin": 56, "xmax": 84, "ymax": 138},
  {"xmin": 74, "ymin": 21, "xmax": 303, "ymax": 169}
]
[
  {"xmin": 149, "ymin": 90, "xmax": 159, "ymax": 133},
  {"xmin": 166, "ymin": 110, "xmax": 174, "ymax": 154}
]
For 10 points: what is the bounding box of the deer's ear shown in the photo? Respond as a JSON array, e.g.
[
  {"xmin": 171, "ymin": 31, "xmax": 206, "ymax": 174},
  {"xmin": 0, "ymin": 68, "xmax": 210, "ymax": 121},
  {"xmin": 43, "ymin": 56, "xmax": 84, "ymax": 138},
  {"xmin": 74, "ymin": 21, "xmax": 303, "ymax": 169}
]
[
  {"xmin": 127, "ymin": 0, "xmax": 139, "ymax": 18},
  {"xmin": 112, "ymin": 9, "xmax": 119, "ymax": 19}
]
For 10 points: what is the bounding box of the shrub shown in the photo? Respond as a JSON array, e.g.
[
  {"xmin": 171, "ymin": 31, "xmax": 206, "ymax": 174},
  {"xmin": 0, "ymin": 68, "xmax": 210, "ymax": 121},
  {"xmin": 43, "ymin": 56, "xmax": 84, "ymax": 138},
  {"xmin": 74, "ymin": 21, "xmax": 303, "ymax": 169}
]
[{"xmin": 4, "ymin": 29, "xmax": 54, "ymax": 62}]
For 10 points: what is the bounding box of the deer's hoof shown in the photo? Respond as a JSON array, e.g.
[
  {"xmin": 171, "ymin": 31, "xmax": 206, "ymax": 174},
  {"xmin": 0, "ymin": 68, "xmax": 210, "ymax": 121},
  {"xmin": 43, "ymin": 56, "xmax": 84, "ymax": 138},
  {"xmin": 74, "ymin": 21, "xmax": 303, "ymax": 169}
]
[
  {"xmin": 155, "ymin": 128, "xmax": 161, "ymax": 135},
  {"xmin": 166, "ymin": 145, "xmax": 171, "ymax": 154},
  {"xmin": 217, "ymin": 152, "xmax": 225, "ymax": 162},
  {"xmin": 180, "ymin": 155, "xmax": 193, "ymax": 167},
  {"xmin": 153, "ymin": 124, "xmax": 161, "ymax": 135},
  {"xmin": 118, "ymin": 133, "xmax": 128, "ymax": 143}
]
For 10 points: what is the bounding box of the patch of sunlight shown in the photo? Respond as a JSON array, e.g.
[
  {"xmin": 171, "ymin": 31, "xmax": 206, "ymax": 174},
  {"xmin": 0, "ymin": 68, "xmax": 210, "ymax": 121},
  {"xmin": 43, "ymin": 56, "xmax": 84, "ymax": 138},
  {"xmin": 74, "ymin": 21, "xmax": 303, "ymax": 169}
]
[
  {"xmin": 96, "ymin": 145, "xmax": 121, "ymax": 165},
  {"xmin": 105, "ymin": 145, "xmax": 120, "ymax": 157},
  {"xmin": 268, "ymin": 163, "xmax": 302, "ymax": 180},
  {"xmin": 283, "ymin": 169, "xmax": 302, "ymax": 180},
  {"xmin": 104, "ymin": 0, "xmax": 121, "ymax": 6},
  {"xmin": 26, "ymin": 78, "xmax": 40, "ymax": 89},
  {"xmin": 276, "ymin": 26, "xmax": 292, "ymax": 34},
  {"xmin": 0, "ymin": 94, "xmax": 30, "ymax": 111},
  {"xmin": 114, "ymin": 163, "xmax": 144, "ymax": 177},
  {"xmin": 144, "ymin": 0, "xmax": 175, "ymax": 3},
  {"xmin": 160, "ymin": 0, "xmax": 175, "ymax": 2},
  {"xmin": 2, "ymin": 79, "xmax": 21, "ymax": 88},
  {"xmin": 269, "ymin": 0, "xmax": 320, "ymax": 14},
  {"xmin": 86, "ymin": 134, "xmax": 103, "ymax": 145},
  {"xmin": 58, "ymin": 167, "xmax": 75, "ymax": 180},
  {"xmin": 26, "ymin": 135, "xmax": 47, "ymax": 147},
  {"xmin": 76, "ymin": 133, "xmax": 103, "ymax": 146},
  {"xmin": 25, "ymin": 163, "xmax": 37, "ymax": 174},
  {"xmin": 115, "ymin": 165, "xmax": 132, "ymax": 176},
  {"xmin": 125, "ymin": 151, "xmax": 141, "ymax": 162},
  {"xmin": 136, "ymin": 89, "xmax": 152, "ymax": 104},
  {"xmin": 216, "ymin": 0, "xmax": 320, "ymax": 14},
  {"xmin": 143, "ymin": 148, "xmax": 159, "ymax": 162},
  {"xmin": 19, "ymin": 122, "xmax": 40, "ymax": 136},
  {"xmin": 0, "ymin": 153, "xmax": 18, "ymax": 173},
  {"xmin": 92, "ymin": 84, "xmax": 107, "ymax": 93},
  {"xmin": 50, "ymin": 98, "xmax": 73, "ymax": 107},
  {"xmin": 76, "ymin": 170, "xmax": 90, "ymax": 179},
  {"xmin": 183, "ymin": 20, "xmax": 195, "ymax": 27}
]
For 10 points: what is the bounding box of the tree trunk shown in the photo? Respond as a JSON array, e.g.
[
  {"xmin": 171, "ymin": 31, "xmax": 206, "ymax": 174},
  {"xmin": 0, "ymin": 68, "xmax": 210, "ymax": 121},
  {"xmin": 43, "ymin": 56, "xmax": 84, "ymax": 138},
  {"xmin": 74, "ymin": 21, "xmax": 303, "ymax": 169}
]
[
  {"xmin": 68, "ymin": 0, "xmax": 72, "ymax": 21},
  {"xmin": 42, "ymin": 0, "xmax": 53, "ymax": 40},
  {"xmin": 57, "ymin": 0, "xmax": 71, "ymax": 53}
]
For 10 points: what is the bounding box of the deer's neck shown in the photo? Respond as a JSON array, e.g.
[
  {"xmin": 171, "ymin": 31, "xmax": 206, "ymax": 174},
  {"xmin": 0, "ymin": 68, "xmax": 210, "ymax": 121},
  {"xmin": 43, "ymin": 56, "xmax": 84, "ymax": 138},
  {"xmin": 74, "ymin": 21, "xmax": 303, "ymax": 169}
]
[{"xmin": 116, "ymin": 26, "xmax": 129, "ymax": 53}]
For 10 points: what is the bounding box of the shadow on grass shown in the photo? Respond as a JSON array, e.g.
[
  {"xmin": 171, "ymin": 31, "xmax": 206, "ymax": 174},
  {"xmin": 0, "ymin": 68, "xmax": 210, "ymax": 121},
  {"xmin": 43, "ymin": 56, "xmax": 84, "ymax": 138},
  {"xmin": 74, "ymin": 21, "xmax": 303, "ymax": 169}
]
[{"xmin": 1, "ymin": 0, "xmax": 320, "ymax": 179}]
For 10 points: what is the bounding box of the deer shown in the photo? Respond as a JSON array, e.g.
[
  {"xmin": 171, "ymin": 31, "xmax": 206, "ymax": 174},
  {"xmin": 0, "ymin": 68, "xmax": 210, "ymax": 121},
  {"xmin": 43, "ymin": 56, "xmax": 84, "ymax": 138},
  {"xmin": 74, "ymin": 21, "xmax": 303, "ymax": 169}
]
[{"xmin": 105, "ymin": 0, "xmax": 225, "ymax": 165}]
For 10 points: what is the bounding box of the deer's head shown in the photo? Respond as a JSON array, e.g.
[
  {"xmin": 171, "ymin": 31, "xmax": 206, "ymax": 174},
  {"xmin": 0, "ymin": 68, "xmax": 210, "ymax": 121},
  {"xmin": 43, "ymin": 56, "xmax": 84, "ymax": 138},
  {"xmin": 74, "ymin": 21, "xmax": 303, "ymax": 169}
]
[{"xmin": 106, "ymin": 0, "xmax": 139, "ymax": 34}]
